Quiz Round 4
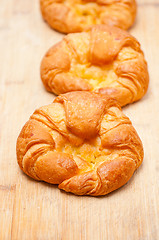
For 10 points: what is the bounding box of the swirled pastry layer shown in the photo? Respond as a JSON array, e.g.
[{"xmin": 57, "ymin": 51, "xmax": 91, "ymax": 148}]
[
  {"xmin": 41, "ymin": 25, "xmax": 149, "ymax": 107},
  {"xmin": 40, "ymin": 0, "xmax": 137, "ymax": 33},
  {"xmin": 16, "ymin": 92, "xmax": 144, "ymax": 196}
]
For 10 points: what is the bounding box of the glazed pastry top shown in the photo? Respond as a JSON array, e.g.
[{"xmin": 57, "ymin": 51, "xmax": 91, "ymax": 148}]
[
  {"xmin": 16, "ymin": 92, "xmax": 144, "ymax": 196},
  {"xmin": 40, "ymin": 0, "xmax": 137, "ymax": 33},
  {"xmin": 41, "ymin": 25, "xmax": 149, "ymax": 107}
]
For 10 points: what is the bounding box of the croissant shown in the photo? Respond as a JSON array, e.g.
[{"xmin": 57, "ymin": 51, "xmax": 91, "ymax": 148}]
[
  {"xmin": 40, "ymin": 25, "xmax": 149, "ymax": 107},
  {"xmin": 40, "ymin": 0, "xmax": 137, "ymax": 33},
  {"xmin": 16, "ymin": 91, "xmax": 143, "ymax": 196}
]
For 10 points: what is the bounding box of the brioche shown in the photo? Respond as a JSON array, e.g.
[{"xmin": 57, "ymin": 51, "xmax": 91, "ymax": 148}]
[
  {"xmin": 41, "ymin": 25, "xmax": 149, "ymax": 107},
  {"xmin": 16, "ymin": 91, "xmax": 143, "ymax": 196},
  {"xmin": 40, "ymin": 0, "xmax": 137, "ymax": 33}
]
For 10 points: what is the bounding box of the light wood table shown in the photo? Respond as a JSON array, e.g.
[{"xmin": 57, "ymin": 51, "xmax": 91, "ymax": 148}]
[{"xmin": 0, "ymin": 0, "xmax": 158, "ymax": 239}]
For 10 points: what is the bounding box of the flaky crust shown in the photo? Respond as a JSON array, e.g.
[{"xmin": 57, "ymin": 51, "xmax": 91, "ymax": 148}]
[
  {"xmin": 40, "ymin": 0, "xmax": 137, "ymax": 33},
  {"xmin": 41, "ymin": 25, "xmax": 149, "ymax": 107},
  {"xmin": 16, "ymin": 92, "xmax": 143, "ymax": 196}
]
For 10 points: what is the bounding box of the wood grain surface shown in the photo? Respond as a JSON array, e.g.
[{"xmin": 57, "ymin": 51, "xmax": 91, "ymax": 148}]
[{"xmin": 0, "ymin": 0, "xmax": 159, "ymax": 239}]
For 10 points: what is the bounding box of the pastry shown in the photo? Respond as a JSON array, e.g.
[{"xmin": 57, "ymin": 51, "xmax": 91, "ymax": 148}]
[
  {"xmin": 40, "ymin": 0, "xmax": 137, "ymax": 33},
  {"xmin": 40, "ymin": 25, "xmax": 149, "ymax": 107},
  {"xmin": 16, "ymin": 91, "xmax": 143, "ymax": 196}
]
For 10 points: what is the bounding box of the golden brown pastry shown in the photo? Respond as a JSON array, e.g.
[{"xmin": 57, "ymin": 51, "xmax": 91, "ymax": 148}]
[
  {"xmin": 40, "ymin": 25, "xmax": 149, "ymax": 107},
  {"xmin": 16, "ymin": 91, "xmax": 143, "ymax": 196},
  {"xmin": 40, "ymin": 0, "xmax": 137, "ymax": 33}
]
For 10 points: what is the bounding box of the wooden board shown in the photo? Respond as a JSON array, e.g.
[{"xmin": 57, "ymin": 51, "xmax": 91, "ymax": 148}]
[{"xmin": 0, "ymin": 0, "xmax": 159, "ymax": 239}]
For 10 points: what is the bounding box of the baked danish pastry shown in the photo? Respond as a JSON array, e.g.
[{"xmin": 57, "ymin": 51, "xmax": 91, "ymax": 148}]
[
  {"xmin": 41, "ymin": 25, "xmax": 149, "ymax": 107},
  {"xmin": 40, "ymin": 0, "xmax": 137, "ymax": 33},
  {"xmin": 16, "ymin": 91, "xmax": 143, "ymax": 196}
]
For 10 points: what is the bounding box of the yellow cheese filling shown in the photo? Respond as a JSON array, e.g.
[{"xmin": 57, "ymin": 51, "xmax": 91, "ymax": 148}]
[
  {"xmin": 70, "ymin": 62, "xmax": 117, "ymax": 90},
  {"xmin": 68, "ymin": 46, "xmax": 139, "ymax": 90},
  {"xmin": 63, "ymin": 140, "xmax": 110, "ymax": 165}
]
